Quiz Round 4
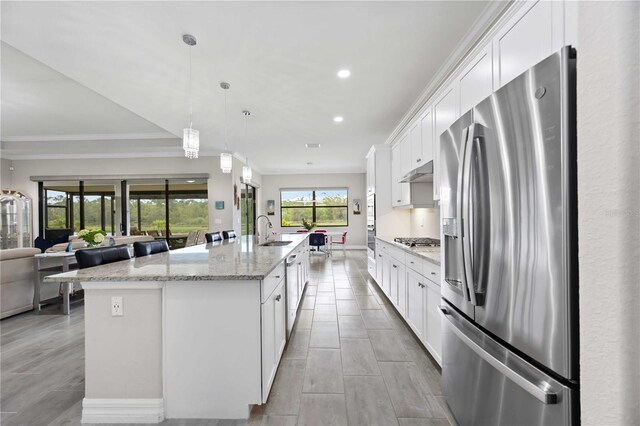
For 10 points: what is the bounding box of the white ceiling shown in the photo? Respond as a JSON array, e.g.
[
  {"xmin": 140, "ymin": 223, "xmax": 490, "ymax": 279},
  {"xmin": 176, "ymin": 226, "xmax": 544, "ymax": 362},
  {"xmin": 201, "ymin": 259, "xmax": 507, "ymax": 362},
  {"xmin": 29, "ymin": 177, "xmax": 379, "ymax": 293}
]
[{"xmin": 1, "ymin": 1, "xmax": 493, "ymax": 174}]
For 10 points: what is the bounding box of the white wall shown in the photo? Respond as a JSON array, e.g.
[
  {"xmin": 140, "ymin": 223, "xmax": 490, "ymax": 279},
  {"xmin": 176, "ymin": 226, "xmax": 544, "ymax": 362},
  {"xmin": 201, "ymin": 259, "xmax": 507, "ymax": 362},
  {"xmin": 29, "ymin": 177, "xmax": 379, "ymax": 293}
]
[
  {"xmin": 260, "ymin": 173, "xmax": 366, "ymax": 247},
  {"xmin": 577, "ymin": 2, "xmax": 640, "ymax": 425},
  {"xmin": 0, "ymin": 158, "xmax": 13, "ymax": 189},
  {"xmin": 409, "ymin": 207, "xmax": 440, "ymax": 238},
  {"xmin": 4, "ymin": 156, "xmax": 234, "ymax": 237}
]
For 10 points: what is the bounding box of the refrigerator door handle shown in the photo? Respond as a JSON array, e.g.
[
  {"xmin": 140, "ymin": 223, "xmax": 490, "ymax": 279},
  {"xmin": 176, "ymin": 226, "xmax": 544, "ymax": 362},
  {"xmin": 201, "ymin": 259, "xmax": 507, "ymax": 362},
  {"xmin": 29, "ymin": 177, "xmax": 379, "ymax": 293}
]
[
  {"xmin": 461, "ymin": 124, "xmax": 479, "ymax": 306},
  {"xmin": 438, "ymin": 305, "xmax": 558, "ymax": 404},
  {"xmin": 456, "ymin": 126, "xmax": 473, "ymax": 303}
]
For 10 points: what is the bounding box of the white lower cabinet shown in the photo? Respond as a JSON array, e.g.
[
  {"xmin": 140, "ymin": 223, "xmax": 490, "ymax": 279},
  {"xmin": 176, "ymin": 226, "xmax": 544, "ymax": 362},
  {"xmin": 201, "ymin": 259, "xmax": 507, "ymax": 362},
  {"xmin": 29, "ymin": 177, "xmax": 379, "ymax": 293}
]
[
  {"xmin": 261, "ymin": 279, "xmax": 286, "ymax": 402},
  {"xmin": 424, "ymin": 279, "xmax": 442, "ymax": 364},
  {"xmin": 406, "ymin": 268, "xmax": 426, "ymax": 342}
]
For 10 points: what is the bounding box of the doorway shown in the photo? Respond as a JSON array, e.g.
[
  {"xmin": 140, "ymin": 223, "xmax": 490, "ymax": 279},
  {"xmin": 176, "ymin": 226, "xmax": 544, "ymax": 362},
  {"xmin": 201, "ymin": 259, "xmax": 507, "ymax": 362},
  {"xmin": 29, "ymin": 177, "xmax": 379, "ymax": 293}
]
[{"xmin": 241, "ymin": 185, "xmax": 256, "ymax": 236}]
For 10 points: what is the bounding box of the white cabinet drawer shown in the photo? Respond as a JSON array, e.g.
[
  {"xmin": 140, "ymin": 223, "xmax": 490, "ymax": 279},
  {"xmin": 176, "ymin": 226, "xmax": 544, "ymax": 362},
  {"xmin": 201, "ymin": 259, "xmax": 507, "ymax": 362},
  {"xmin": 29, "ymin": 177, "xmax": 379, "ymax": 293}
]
[
  {"xmin": 423, "ymin": 261, "xmax": 441, "ymax": 286},
  {"xmin": 406, "ymin": 253, "xmax": 423, "ymax": 275},
  {"xmin": 262, "ymin": 262, "xmax": 285, "ymax": 303},
  {"xmin": 388, "ymin": 246, "xmax": 406, "ymax": 264}
]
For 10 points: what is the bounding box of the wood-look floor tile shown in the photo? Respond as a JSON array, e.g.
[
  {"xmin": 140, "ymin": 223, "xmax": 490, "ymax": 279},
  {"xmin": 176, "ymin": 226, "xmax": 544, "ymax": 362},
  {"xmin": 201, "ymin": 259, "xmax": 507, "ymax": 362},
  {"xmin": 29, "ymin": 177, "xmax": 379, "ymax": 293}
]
[
  {"xmin": 335, "ymin": 289, "xmax": 355, "ymax": 300},
  {"xmin": 298, "ymin": 394, "xmax": 348, "ymax": 426},
  {"xmin": 379, "ymin": 362, "xmax": 442, "ymax": 418},
  {"xmin": 336, "ymin": 300, "xmax": 360, "ymax": 316},
  {"xmin": 368, "ymin": 329, "xmax": 411, "ymax": 361},
  {"xmin": 337, "ymin": 316, "xmax": 368, "ymax": 338},
  {"xmin": 398, "ymin": 418, "xmax": 451, "ymax": 426},
  {"xmin": 340, "ymin": 338, "xmax": 380, "ymax": 376},
  {"xmin": 344, "ymin": 376, "xmax": 398, "ymax": 426},
  {"xmin": 334, "ymin": 280, "xmax": 351, "ymax": 289},
  {"xmin": 313, "ymin": 305, "xmax": 338, "ymax": 323},
  {"xmin": 354, "ymin": 295, "xmax": 381, "ymax": 310},
  {"xmin": 361, "ymin": 310, "xmax": 392, "ymax": 329},
  {"xmin": 316, "ymin": 292, "xmax": 336, "ymax": 305},
  {"xmin": 296, "ymin": 310, "xmax": 314, "ymax": 330},
  {"xmin": 265, "ymin": 359, "xmax": 306, "ymax": 415},
  {"xmin": 259, "ymin": 415, "xmax": 298, "ymax": 426},
  {"xmin": 284, "ymin": 328, "xmax": 311, "ymax": 360},
  {"xmin": 303, "ymin": 349, "xmax": 344, "ymax": 394},
  {"xmin": 306, "ymin": 286, "xmax": 318, "ymax": 296},
  {"xmin": 4, "ymin": 390, "xmax": 83, "ymax": 426},
  {"xmin": 309, "ymin": 322, "xmax": 340, "ymax": 348}
]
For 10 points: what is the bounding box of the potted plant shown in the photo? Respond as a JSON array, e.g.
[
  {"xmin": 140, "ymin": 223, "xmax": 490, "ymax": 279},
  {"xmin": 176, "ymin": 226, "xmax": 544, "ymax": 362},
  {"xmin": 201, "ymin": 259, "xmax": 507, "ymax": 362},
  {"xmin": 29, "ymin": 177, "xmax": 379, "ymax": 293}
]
[
  {"xmin": 78, "ymin": 228, "xmax": 106, "ymax": 248},
  {"xmin": 301, "ymin": 218, "xmax": 316, "ymax": 232}
]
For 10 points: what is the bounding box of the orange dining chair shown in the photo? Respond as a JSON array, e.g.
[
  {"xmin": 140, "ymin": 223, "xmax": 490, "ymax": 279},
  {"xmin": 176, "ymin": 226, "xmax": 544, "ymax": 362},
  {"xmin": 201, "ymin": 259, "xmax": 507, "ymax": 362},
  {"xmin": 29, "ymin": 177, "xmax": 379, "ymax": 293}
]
[{"xmin": 296, "ymin": 229, "xmax": 309, "ymax": 233}]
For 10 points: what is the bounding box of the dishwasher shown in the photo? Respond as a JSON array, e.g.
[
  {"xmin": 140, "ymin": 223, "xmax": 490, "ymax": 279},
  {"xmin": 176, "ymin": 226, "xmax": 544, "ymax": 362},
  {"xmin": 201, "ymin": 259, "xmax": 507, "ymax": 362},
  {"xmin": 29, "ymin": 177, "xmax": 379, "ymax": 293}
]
[{"xmin": 285, "ymin": 254, "xmax": 299, "ymax": 338}]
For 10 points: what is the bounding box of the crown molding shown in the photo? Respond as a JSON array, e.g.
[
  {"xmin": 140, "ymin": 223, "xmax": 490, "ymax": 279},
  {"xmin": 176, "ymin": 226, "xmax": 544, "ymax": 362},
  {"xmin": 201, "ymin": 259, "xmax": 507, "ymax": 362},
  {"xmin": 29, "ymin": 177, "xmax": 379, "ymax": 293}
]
[
  {"xmin": 384, "ymin": 0, "xmax": 520, "ymax": 145},
  {"xmin": 0, "ymin": 132, "xmax": 178, "ymax": 142}
]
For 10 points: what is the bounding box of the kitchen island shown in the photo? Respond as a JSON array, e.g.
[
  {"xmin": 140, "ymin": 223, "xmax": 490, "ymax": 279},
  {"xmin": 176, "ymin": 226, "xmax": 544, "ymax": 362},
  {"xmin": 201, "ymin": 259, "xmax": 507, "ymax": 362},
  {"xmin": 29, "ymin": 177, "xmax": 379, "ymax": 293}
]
[{"xmin": 46, "ymin": 234, "xmax": 310, "ymax": 423}]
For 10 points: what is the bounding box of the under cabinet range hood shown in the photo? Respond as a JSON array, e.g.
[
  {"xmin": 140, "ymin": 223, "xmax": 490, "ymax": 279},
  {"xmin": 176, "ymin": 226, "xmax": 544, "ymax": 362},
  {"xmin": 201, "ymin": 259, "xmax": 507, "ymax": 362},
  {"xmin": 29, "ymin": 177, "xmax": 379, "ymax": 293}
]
[{"xmin": 399, "ymin": 160, "xmax": 434, "ymax": 183}]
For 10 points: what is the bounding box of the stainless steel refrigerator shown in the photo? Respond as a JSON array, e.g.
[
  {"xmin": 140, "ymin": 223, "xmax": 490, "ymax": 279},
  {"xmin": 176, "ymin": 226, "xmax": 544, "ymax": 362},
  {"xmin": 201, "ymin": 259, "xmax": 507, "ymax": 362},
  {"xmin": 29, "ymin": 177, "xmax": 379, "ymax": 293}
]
[{"xmin": 439, "ymin": 46, "xmax": 579, "ymax": 425}]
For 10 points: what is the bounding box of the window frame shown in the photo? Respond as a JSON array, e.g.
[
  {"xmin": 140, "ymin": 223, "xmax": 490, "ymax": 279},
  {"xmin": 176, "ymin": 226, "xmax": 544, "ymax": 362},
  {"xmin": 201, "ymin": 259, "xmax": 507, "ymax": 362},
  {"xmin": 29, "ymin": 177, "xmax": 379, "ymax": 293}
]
[{"xmin": 280, "ymin": 188, "xmax": 348, "ymax": 228}]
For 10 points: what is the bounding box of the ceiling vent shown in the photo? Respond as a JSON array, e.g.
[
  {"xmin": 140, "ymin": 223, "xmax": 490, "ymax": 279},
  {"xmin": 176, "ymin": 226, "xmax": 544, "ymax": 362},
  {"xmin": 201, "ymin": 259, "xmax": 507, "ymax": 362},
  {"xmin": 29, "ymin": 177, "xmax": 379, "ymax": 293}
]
[{"xmin": 305, "ymin": 143, "xmax": 321, "ymax": 149}]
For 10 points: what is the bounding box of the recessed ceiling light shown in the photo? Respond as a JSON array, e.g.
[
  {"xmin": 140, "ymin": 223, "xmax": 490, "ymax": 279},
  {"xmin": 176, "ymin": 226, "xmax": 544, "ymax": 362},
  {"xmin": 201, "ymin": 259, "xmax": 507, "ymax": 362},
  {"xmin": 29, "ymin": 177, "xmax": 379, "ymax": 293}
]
[
  {"xmin": 337, "ymin": 69, "xmax": 351, "ymax": 78},
  {"xmin": 186, "ymin": 180, "xmax": 195, "ymax": 183},
  {"xmin": 333, "ymin": 116, "xmax": 344, "ymax": 123},
  {"xmin": 305, "ymin": 143, "xmax": 321, "ymax": 149}
]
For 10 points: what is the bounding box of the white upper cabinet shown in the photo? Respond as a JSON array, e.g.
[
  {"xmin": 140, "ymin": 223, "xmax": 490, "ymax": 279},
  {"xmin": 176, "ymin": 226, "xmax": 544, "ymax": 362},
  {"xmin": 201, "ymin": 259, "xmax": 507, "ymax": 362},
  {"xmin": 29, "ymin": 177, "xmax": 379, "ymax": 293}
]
[
  {"xmin": 400, "ymin": 128, "xmax": 413, "ymax": 178},
  {"xmin": 409, "ymin": 121, "xmax": 423, "ymax": 170},
  {"xmin": 432, "ymin": 83, "xmax": 458, "ymax": 201},
  {"xmin": 418, "ymin": 107, "xmax": 434, "ymax": 168},
  {"xmin": 493, "ymin": 0, "xmax": 554, "ymax": 89},
  {"xmin": 458, "ymin": 44, "xmax": 493, "ymax": 116}
]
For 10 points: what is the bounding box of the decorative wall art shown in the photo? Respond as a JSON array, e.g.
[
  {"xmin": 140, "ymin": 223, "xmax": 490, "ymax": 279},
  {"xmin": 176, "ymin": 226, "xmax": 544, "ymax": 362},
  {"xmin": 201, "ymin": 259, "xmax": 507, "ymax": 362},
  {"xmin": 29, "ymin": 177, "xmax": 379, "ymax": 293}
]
[
  {"xmin": 267, "ymin": 200, "xmax": 275, "ymax": 216},
  {"xmin": 215, "ymin": 201, "xmax": 225, "ymax": 210},
  {"xmin": 353, "ymin": 199, "xmax": 361, "ymax": 215}
]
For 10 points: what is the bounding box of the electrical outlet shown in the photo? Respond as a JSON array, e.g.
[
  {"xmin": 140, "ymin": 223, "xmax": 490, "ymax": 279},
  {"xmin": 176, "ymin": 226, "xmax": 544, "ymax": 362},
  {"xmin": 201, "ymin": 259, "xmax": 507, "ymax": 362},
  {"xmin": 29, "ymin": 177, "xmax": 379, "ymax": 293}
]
[{"xmin": 111, "ymin": 296, "xmax": 123, "ymax": 316}]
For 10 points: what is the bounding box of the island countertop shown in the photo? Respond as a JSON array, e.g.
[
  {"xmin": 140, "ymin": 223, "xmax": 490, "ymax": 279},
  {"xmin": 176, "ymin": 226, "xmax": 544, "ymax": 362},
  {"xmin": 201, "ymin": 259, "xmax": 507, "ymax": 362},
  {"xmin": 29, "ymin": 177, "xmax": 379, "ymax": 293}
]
[
  {"xmin": 375, "ymin": 235, "xmax": 441, "ymax": 266},
  {"xmin": 44, "ymin": 234, "xmax": 308, "ymax": 282}
]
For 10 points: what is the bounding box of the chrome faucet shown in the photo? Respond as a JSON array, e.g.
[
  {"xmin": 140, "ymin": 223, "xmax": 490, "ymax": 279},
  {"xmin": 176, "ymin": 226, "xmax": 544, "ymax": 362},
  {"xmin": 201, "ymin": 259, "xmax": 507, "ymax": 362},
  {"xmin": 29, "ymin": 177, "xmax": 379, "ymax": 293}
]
[{"xmin": 257, "ymin": 215, "xmax": 274, "ymax": 242}]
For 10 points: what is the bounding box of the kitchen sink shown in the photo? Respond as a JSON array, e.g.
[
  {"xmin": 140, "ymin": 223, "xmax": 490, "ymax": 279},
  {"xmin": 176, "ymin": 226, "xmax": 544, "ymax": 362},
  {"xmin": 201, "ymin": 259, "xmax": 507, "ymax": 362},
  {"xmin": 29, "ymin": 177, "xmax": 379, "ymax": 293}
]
[{"xmin": 259, "ymin": 241, "xmax": 292, "ymax": 247}]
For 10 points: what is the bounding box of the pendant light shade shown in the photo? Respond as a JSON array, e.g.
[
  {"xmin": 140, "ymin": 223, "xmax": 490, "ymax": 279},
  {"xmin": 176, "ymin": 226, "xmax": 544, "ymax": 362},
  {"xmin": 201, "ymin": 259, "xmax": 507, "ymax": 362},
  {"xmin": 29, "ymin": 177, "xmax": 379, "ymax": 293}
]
[
  {"xmin": 242, "ymin": 165, "xmax": 252, "ymax": 182},
  {"xmin": 220, "ymin": 152, "xmax": 232, "ymax": 173},
  {"xmin": 182, "ymin": 34, "xmax": 199, "ymax": 159},
  {"xmin": 183, "ymin": 128, "xmax": 199, "ymax": 159}
]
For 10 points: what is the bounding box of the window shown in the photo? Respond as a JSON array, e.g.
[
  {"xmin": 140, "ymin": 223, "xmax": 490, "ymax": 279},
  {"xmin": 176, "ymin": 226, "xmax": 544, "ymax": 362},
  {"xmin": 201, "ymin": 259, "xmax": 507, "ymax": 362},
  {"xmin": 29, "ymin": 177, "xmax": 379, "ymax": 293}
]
[
  {"xmin": 280, "ymin": 188, "xmax": 348, "ymax": 227},
  {"xmin": 45, "ymin": 190, "xmax": 68, "ymax": 229}
]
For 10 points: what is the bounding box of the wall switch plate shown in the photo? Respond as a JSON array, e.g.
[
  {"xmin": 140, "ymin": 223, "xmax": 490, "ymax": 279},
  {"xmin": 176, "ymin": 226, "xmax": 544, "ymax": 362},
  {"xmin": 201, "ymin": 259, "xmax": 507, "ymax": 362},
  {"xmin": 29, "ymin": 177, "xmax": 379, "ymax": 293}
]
[{"xmin": 111, "ymin": 296, "xmax": 123, "ymax": 316}]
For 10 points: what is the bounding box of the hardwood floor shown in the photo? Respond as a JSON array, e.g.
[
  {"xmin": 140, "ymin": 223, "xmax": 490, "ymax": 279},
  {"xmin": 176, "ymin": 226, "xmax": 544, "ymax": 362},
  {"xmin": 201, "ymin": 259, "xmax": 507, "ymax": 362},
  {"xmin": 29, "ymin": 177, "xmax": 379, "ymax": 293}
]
[{"xmin": 0, "ymin": 250, "xmax": 453, "ymax": 425}]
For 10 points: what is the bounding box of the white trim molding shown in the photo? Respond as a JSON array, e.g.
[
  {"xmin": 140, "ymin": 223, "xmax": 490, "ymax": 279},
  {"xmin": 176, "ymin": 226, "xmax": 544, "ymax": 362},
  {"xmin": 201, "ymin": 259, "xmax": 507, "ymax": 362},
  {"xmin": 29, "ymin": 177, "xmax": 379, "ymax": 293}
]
[
  {"xmin": 1, "ymin": 132, "xmax": 177, "ymax": 142},
  {"xmin": 81, "ymin": 398, "xmax": 164, "ymax": 424}
]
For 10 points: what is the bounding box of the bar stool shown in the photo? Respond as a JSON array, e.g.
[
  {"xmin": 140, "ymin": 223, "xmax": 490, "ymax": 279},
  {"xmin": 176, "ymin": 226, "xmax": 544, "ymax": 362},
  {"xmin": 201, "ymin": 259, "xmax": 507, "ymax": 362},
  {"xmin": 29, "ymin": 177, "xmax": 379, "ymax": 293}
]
[
  {"xmin": 133, "ymin": 240, "xmax": 169, "ymax": 257},
  {"xmin": 75, "ymin": 245, "xmax": 131, "ymax": 269},
  {"xmin": 205, "ymin": 232, "xmax": 223, "ymax": 243},
  {"xmin": 222, "ymin": 230, "xmax": 237, "ymax": 239}
]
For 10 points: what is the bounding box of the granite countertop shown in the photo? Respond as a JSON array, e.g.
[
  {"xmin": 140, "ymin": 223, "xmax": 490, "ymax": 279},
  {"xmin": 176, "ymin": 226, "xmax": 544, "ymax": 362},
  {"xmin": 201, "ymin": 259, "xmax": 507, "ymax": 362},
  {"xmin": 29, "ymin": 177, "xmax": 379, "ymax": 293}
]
[
  {"xmin": 44, "ymin": 234, "xmax": 308, "ymax": 282},
  {"xmin": 375, "ymin": 235, "xmax": 441, "ymax": 266}
]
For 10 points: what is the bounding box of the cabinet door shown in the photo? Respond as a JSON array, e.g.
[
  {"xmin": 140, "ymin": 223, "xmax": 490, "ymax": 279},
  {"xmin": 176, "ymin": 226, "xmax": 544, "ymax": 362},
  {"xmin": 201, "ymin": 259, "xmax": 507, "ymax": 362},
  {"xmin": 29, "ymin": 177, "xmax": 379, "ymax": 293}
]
[
  {"xmin": 366, "ymin": 153, "xmax": 375, "ymax": 194},
  {"xmin": 376, "ymin": 252, "xmax": 384, "ymax": 286},
  {"xmin": 391, "ymin": 143, "xmax": 402, "ymax": 207},
  {"xmin": 261, "ymin": 292, "xmax": 276, "ymax": 402},
  {"xmin": 389, "ymin": 261, "xmax": 399, "ymax": 306},
  {"xmin": 419, "ymin": 108, "xmax": 433, "ymax": 167},
  {"xmin": 493, "ymin": 0, "xmax": 554, "ymax": 89},
  {"xmin": 382, "ymin": 255, "xmax": 391, "ymax": 296},
  {"xmin": 274, "ymin": 281, "xmax": 286, "ymax": 362},
  {"xmin": 400, "ymin": 122, "xmax": 420, "ymax": 178},
  {"xmin": 424, "ymin": 279, "xmax": 442, "ymax": 365},
  {"xmin": 410, "ymin": 120, "xmax": 422, "ymax": 168},
  {"xmin": 397, "ymin": 263, "xmax": 407, "ymax": 317},
  {"xmin": 458, "ymin": 44, "xmax": 493, "ymax": 115},
  {"xmin": 406, "ymin": 268, "xmax": 425, "ymax": 342},
  {"xmin": 433, "ymin": 84, "xmax": 457, "ymax": 201}
]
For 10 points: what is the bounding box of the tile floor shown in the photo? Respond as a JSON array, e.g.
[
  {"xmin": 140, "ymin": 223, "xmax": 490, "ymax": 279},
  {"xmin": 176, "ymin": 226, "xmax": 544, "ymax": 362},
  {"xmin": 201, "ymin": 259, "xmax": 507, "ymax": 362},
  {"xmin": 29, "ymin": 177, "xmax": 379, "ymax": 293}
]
[{"xmin": 0, "ymin": 250, "xmax": 455, "ymax": 426}]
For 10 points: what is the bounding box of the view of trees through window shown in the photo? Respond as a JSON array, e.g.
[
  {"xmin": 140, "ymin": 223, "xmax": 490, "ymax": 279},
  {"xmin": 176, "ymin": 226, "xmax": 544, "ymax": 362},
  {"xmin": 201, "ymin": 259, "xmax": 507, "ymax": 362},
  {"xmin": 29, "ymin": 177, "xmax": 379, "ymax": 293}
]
[{"xmin": 280, "ymin": 189, "xmax": 348, "ymax": 227}]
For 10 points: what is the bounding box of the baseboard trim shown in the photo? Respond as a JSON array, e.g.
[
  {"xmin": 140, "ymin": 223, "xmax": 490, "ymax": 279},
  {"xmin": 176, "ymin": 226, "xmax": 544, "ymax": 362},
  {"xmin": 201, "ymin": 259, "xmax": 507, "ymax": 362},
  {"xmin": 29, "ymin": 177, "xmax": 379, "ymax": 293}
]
[{"xmin": 81, "ymin": 398, "xmax": 164, "ymax": 424}]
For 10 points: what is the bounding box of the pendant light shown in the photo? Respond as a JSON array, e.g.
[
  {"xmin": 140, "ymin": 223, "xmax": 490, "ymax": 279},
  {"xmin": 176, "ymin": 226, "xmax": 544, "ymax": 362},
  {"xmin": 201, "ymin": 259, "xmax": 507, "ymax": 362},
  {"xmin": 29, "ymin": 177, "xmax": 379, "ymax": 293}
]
[
  {"xmin": 220, "ymin": 82, "xmax": 233, "ymax": 173},
  {"xmin": 182, "ymin": 34, "xmax": 199, "ymax": 159},
  {"xmin": 242, "ymin": 110, "xmax": 252, "ymax": 182}
]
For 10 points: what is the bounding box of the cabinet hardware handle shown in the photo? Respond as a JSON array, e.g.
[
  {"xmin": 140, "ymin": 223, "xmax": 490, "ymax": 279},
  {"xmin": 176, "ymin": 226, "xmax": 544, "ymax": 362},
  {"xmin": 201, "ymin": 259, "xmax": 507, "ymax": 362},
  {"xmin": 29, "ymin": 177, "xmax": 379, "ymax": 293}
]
[
  {"xmin": 378, "ymin": 255, "xmax": 382, "ymax": 258},
  {"xmin": 410, "ymin": 261, "xmax": 414, "ymax": 264},
  {"xmin": 275, "ymin": 275, "xmax": 281, "ymax": 279},
  {"xmin": 397, "ymin": 199, "xmax": 401, "ymax": 202},
  {"xmin": 393, "ymin": 265, "xmax": 397, "ymax": 268},
  {"xmin": 275, "ymin": 294, "xmax": 281, "ymax": 301},
  {"xmin": 431, "ymin": 272, "xmax": 436, "ymax": 275},
  {"xmin": 416, "ymin": 158, "xmax": 421, "ymax": 162}
]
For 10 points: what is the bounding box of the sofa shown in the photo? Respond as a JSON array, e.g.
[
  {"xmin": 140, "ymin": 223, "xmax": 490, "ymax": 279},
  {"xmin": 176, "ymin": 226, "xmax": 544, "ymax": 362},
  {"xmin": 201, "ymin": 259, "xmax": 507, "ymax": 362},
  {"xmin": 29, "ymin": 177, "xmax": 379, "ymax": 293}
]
[{"xmin": 0, "ymin": 248, "xmax": 41, "ymax": 319}]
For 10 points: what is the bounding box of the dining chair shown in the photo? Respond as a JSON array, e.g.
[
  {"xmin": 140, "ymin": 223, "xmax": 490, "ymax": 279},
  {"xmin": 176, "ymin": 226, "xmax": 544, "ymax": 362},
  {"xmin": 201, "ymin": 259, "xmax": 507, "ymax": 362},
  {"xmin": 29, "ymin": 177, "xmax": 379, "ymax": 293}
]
[
  {"xmin": 296, "ymin": 229, "xmax": 309, "ymax": 233},
  {"xmin": 314, "ymin": 229, "xmax": 328, "ymax": 244},
  {"xmin": 185, "ymin": 230, "xmax": 198, "ymax": 247},
  {"xmin": 309, "ymin": 233, "xmax": 329, "ymax": 257},
  {"xmin": 330, "ymin": 232, "xmax": 348, "ymax": 256},
  {"xmin": 196, "ymin": 230, "xmax": 207, "ymax": 244}
]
